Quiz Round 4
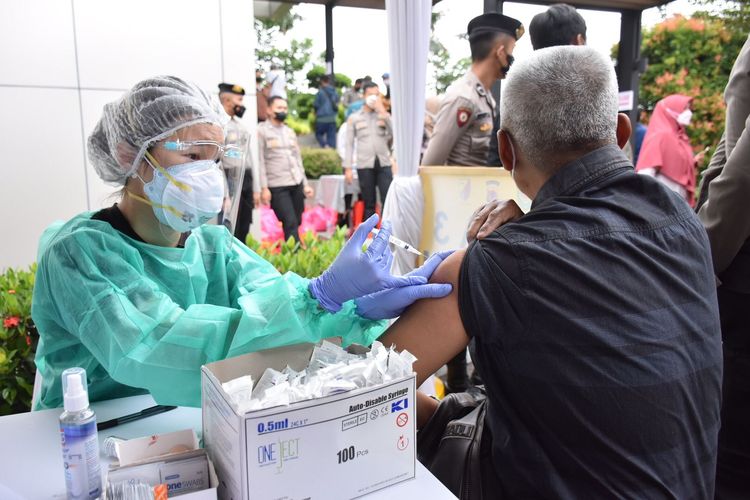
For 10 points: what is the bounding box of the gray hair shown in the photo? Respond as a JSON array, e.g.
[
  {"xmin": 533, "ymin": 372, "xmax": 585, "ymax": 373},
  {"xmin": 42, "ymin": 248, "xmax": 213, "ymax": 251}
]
[{"xmin": 501, "ymin": 46, "xmax": 618, "ymax": 171}]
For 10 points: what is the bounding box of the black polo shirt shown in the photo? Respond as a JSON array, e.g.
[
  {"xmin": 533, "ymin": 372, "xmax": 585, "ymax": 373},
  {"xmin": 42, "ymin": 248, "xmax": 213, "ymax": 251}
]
[{"xmin": 459, "ymin": 145, "xmax": 722, "ymax": 498}]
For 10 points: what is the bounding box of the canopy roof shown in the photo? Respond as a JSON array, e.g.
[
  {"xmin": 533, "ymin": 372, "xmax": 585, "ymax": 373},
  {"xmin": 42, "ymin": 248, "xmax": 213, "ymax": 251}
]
[{"xmin": 255, "ymin": 0, "xmax": 671, "ymax": 17}]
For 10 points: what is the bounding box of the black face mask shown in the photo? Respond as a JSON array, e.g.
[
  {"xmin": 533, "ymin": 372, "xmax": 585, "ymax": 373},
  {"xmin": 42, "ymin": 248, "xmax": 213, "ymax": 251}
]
[
  {"xmin": 256, "ymin": 77, "xmax": 263, "ymax": 83},
  {"xmin": 233, "ymin": 105, "xmax": 246, "ymax": 118},
  {"xmin": 275, "ymin": 111, "xmax": 288, "ymax": 122},
  {"xmin": 500, "ymin": 54, "xmax": 515, "ymax": 76}
]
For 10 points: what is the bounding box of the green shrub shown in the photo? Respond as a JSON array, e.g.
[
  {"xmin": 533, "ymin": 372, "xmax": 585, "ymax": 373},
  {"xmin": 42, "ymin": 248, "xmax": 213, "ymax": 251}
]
[
  {"xmin": 0, "ymin": 265, "xmax": 38, "ymax": 415},
  {"xmin": 286, "ymin": 115, "xmax": 312, "ymax": 136},
  {"xmin": 301, "ymin": 147, "xmax": 342, "ymax": 179},
  {"xmin": 306, "ymin": 65, "xmax": 352, "ymax": 90},
  {"xmin": 246, "ymin": 228, "xmax": 347, "ymax": 278},
  {"xmin": 289, "ymin": 91, "xmax": 315, "ymax": 121}
]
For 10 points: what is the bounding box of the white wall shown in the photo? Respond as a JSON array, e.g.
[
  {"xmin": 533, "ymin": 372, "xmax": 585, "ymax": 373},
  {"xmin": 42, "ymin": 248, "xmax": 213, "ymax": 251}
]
[{"xmin": 0, "ymin": 0, "xmax": 257, "ymax": 270}]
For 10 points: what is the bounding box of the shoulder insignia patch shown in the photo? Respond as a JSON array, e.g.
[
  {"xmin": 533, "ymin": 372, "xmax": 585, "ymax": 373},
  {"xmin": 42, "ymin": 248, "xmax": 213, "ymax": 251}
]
[{"xmin": 457, "ymin": 107, "xmax": 472, "ymax": 127}]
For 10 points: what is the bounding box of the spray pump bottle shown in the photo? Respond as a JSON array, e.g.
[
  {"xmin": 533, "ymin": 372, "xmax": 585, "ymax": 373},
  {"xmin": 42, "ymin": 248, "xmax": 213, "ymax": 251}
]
[{"xmin": 59, "ymin": 367, "xmax": 102, "ymax": 499}]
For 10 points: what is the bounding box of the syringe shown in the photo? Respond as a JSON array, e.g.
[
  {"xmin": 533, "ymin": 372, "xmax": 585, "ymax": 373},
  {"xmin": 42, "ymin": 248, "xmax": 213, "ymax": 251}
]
[{"xmin": 371, "ymin": 228, "xmax": 423, "ymax": 256}]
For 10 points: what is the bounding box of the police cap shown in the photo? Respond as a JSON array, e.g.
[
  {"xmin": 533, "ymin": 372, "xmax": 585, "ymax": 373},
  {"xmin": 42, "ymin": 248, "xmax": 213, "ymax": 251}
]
[
  {"xmin": 218, "ymin": 83, "xmax": 245, "ymax": 96},
  {"xmin": 467, "ymin": 13, "xmax": 525, "ymax": 41}
]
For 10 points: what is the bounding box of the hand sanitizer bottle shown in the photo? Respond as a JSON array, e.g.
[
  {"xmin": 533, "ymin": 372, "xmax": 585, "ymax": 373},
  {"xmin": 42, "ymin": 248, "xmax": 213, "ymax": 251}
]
[{"xmin": 59, "ymin": 367, "xmax": 102, "ymax": 499}]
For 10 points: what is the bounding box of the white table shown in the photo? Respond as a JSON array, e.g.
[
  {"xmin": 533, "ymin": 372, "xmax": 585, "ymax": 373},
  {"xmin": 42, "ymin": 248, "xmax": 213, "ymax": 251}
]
[
  {"xmin": 314, "ymin": 174, "xmax": 360, "ymax": 213},
  {"xmin": 0, "ymin": 395, "xmax": 455, "ymax": 499}
]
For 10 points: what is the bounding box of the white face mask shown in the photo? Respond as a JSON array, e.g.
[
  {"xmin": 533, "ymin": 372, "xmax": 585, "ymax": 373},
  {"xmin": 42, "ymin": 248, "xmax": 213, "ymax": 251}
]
[
  {"xmin": 365, "ymin": 94, "xmax": 378, "ymax": 109},
  {"xmin": 138, "ymin": 153, "xmax": 225, "ymax": 233},
  {"xmin": 676, "ymin": 109, "xmax": 692, "ymax": 126}
]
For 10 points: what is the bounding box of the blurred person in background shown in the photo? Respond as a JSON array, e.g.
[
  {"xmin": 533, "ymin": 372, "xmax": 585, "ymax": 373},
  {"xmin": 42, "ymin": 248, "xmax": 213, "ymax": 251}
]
[
  {"xmin": 258, "ymin": 96, "xmax": 313, "ymax": 242},
  {"xmin": 313, "ymin": 75, "xmax": 340, "ymax": 148},
  {"xmin": 344, "ymin": 82, "xmax": 393, "ymax": 221},
  {"xmin": 343, "ymin": 78, "xmax": 363, "ymax": 108},
  {"xmin": 636, "ymin": 94, "xmax": 704, "ymax": 207},
  {"xmin": 218, "ymin": 82, "xmax": 259, "ymax": 243}
]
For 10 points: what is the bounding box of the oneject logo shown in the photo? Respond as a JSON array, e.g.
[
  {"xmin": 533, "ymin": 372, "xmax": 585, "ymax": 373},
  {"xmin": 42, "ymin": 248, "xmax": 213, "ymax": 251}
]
[{"xmin": 257, "ymin": 437, "xmax": 301, "ymax": 473}]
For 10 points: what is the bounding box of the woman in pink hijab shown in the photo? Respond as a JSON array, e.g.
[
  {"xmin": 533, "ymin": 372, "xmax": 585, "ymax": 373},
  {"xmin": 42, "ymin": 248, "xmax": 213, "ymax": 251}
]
[{"xmin": 635, "ymin": 94, "xmax": 703, "ymax": 206}]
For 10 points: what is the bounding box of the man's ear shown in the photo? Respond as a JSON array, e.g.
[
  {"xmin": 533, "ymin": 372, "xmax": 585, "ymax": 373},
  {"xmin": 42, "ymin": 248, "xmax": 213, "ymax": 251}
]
[
  {"xmin": 616, "ymin": 113, "xmax": 632, "ymax": 149},
  {"xmin": 574, "ymin": 33, "xmax": 586, "ymax": 46},
  {"xmin": 498, "ymin": 130, "xmax": 514, "ymax": 172}
]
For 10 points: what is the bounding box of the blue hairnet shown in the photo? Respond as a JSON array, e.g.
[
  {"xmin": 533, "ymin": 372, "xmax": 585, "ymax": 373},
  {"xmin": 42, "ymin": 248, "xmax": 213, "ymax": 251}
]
[{"xmin": 88, "ymin": 76, "xmax": 229, "ymax": 185}]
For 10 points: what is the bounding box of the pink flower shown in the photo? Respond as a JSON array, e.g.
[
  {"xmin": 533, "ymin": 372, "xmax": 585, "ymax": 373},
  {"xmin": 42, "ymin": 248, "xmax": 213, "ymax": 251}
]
[{"xmin": 3, "ymin": 316, "xmax": 21, "ymax": 328}]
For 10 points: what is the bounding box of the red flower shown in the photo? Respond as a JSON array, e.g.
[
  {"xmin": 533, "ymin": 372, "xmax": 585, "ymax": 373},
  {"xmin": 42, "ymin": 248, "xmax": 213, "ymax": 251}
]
[
  {"xmin": 3, "ymin": 316, "xmax": 20, "ymax": 328},
  {"xmin": 26, "ymin": 336, "xmax": 31, "ymax": 346}
]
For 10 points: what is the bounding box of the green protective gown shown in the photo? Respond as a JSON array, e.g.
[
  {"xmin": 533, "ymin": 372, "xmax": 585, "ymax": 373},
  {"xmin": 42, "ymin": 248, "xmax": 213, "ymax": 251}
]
[{"xmin": 32, "ymin": 213, "xmax": 387, "ymax": 410}]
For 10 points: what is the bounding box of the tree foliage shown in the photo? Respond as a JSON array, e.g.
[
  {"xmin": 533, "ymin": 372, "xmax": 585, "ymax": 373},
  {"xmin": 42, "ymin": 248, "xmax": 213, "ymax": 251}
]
[
  {"xmin": 429, "ymin": 12, "xmax": 471, "ymax": 94},
  {"xmin": 255, "ymin": 8, "xmax": 313, "ymax": 92},
  {"xmin": 692, "ymin": 0, "xmax": 750, "ymax": 34},
  {"xmin": 306, "ymin": 65, "xmax": 352, "ymax": 89},
  {"xmin": 639, "ymin": 13, "xmax": 745, "ymax": 169}
]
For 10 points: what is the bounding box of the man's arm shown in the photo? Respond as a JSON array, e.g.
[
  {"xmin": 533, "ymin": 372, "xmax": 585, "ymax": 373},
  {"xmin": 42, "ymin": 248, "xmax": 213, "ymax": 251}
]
[
  {"xmin": 724, "ymin": 34, "xmax": 750, "ymax": 157},
  {"xmin": 257, "ymin": 128, "xmax": 268, "ymax": 189},
  {"xmin": 420, "ymin": 96, "xmax": 473, "ymax": 166},
  {"xmin": 379, "ymin": 250, "xmax": 468, "ymax": 427},
  {"xmin": 344, "ymin": 117, "xmax": 356, "ymax": 169},
  {"xmin": 698, "ymin": 115, "xmax": 750, "ymax": 274},
  {"xmin": 379, "ymin": 250, "xmax": 469, "ymax": 386}
]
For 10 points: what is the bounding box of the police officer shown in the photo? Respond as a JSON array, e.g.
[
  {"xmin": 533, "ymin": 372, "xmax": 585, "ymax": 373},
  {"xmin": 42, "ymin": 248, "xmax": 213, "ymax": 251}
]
[
  {"xmin": 218, "ymin": 83, "xmax": 259, "ymax": 243},
  {"xmin": 421, "ymin": 13, "xmax": 524, "ymax": 394},
  {"xmin": 258, "ymin": 96, "xmax": 314, "ymax": 242},
  {"xmin": 344, "ymin": 81, "xmax": 394, "ymax": 220},
  {"xmin": 421, "ymin": 13, "xmax": 524, "ymax": 167}
]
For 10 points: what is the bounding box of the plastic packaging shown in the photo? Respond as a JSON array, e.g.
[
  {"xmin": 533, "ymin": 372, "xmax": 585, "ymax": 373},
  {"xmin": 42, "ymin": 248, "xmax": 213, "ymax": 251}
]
[
  {"xmin": 222, "ymin": 341, "xmax": 416, "ymax": 411},
  {"xmin": 59, "ymin": 367, "xmax": 102, "ymax": 499},
  {"xmin": 102, "ymin": 436, "xmax": 126, "ymax": 460}
]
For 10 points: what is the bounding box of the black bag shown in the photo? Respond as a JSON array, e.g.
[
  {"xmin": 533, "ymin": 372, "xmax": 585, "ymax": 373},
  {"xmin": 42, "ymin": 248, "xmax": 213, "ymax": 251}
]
[{"xmin": 417, "ymin": 387, "xmax": 494, "ymax": 500}]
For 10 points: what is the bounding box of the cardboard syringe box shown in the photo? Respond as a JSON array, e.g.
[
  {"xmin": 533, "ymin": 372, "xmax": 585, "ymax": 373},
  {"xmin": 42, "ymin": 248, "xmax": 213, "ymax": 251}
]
[{"xmin": 201, "ymin": 342, "xmax": 416, "ymax": 500}]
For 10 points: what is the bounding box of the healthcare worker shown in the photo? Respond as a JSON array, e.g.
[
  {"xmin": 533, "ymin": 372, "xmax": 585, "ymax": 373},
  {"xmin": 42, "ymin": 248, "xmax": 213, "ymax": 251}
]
[{"xmin": 31, "ymin": 76, "xmax": 452, "ymax": 410}]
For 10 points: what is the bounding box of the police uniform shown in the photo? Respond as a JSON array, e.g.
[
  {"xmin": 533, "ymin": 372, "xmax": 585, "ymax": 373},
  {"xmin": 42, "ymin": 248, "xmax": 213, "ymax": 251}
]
[
  {"xmin": 345, "ymin": 108, "xmax": 394, "ymax": 220},
  {"xmin": 257, "ymin": 120, "xmax": 308, "ymax": 242},
  {"xmin": 421, "ymin": 71, "xmax": 497, "ymax": 166},
  {"xmin": 218, "ymin": 83, "xmax": 258, "ymax": 243},
  {"xmin": 421, "ymin": 13, "xmax": 524, "ymax": 168},
  {"xmin": 428, "ymin": 13, "xmax": 524, "ymax": 394}
]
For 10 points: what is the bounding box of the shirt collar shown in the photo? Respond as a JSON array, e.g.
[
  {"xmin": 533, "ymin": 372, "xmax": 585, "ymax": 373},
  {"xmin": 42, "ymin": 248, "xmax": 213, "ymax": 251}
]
[{"xmin": 532, "ymin": 144, "xmax": 632, "ymax": 209}]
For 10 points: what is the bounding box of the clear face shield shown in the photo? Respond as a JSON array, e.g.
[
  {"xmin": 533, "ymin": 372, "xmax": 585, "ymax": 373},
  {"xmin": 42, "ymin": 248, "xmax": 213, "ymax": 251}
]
[
  {"xmin": 160, "ymin": 139, "xmax": 245, "ymax": 236},
  {"xmin": 130, "ymin": 134, "xmax": 246, "ymax": 249}
]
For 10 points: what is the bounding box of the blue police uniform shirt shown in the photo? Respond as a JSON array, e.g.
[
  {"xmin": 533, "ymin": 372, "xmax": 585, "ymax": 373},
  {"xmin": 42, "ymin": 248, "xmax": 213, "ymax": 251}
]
[{"xmin": 459, "ymin": 144, "xmax": 722, "ymax": 498}]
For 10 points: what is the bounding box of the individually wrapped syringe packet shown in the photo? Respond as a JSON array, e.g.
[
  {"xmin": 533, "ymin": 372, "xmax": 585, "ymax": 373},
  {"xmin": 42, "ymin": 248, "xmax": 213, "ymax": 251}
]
[
  {"xmin": 251, "ymin": 368, "xmax": 288, "ymax": 400},
  {"xmin": 222, "ymin": 340, "xmax": 416, "ymax": 411}
]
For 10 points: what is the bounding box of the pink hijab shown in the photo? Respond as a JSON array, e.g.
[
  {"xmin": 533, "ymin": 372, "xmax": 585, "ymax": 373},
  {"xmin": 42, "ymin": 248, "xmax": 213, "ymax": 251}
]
[{"xmin": 635, "ymin": 94, "xmax": 696, "ymax": 206}]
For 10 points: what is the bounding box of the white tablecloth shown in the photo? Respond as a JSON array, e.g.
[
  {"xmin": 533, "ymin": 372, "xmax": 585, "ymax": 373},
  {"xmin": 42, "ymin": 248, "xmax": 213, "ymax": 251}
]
[
  {"xmin": 314, "ymin": 174, "xmax": 360, "ymax": 213},
  {"xmin": 0, "ymin": 394, "xmax": 455, "ymax": 499}
]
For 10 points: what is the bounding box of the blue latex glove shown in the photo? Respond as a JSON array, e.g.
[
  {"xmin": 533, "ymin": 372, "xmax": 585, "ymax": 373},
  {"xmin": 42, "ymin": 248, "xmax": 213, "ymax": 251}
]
[
  {"xmin": 309, "ymin": 214, "xmax": 423, "ymax": 313},
  {"xmin": 354, "ymin": 250, "xmax": 454, "ymax": 320}
]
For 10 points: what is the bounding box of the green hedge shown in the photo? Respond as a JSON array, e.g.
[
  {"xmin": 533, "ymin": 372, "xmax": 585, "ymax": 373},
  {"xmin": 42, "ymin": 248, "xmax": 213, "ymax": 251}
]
[
  {"xmin": 301, "ymin": 147, "xmax": 342, "ymax": 179},
  {"xmin": 247, "ymin": 228, "xmax": 346, "ymax": 278},
  {"xmin": 0, "ymin": 265, "xmax": 37, "ymax": 415}
]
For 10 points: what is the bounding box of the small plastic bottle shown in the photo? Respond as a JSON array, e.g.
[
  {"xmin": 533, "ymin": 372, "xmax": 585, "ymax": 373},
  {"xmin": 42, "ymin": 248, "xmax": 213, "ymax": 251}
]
[{"xmin": 59, "ymin": 367, "xmax": 102, "ymax": 499}]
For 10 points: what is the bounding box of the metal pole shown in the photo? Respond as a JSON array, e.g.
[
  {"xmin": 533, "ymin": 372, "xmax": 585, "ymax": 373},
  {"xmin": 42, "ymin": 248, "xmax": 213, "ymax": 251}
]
[
  {"xmin": 325, "ymin": 3, "xmax": 334, "ymax": 75},
  {"xmin": 616, "ymin": 9, "xmax": 643, "ymax": 137}
]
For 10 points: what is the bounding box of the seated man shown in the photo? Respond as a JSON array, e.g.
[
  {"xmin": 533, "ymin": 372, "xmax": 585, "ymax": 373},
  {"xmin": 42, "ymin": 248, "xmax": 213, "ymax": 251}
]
[{"xmin": 380, "ymin": 46, "xmax": 722, "ymax": 498}]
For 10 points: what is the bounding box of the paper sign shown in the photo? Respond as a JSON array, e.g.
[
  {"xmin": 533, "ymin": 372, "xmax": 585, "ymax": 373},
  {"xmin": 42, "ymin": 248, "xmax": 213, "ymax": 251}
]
[{"xmin": 618, "ymin": 90, "xmax": 634, "ymax": 112}]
